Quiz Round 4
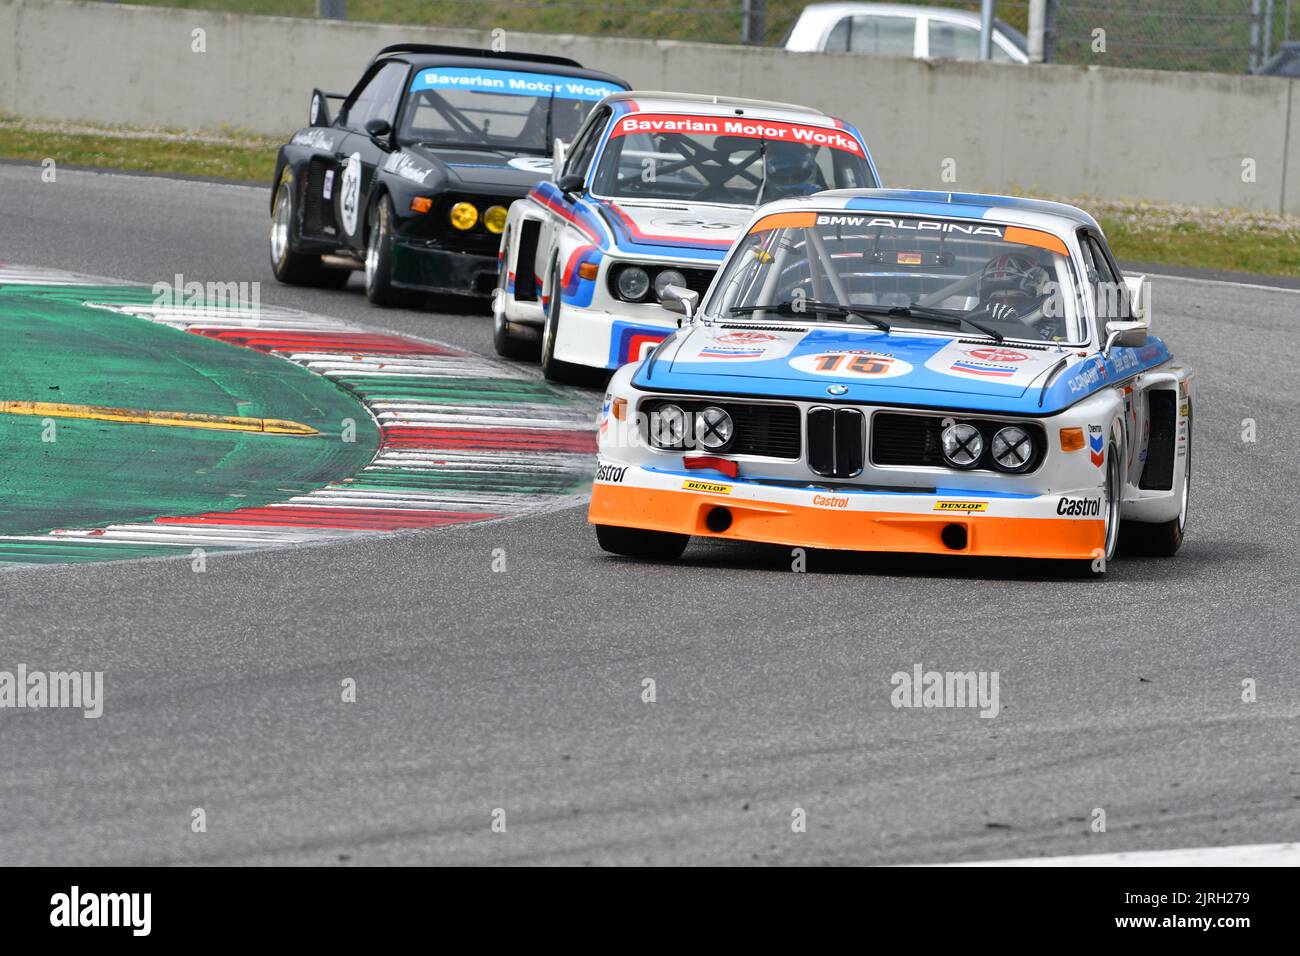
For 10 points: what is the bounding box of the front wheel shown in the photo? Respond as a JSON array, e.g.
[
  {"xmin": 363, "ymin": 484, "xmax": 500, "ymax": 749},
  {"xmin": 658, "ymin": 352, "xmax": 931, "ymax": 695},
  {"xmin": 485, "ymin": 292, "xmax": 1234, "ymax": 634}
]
[
  {"xmin": 595, "ymin": 524, "xmax": 689, "ymax": 561},
  {"xmin": 270, "ymin": 170, "xmax": 350, "ymax": 288},
  {"xmin": 364, "ymin": 196, "xmax": 416, "ymax": 307},
  {"xmin": 492, "ymin": 232, "xmax": 541, "ymax": 360},
  {"xmin": 1077, "ymin": 435, "xmax": 1123, "ymax": 578},
  {"xmin": 539, "ymin": 260, "xmax": 591, "ymax": 384}
]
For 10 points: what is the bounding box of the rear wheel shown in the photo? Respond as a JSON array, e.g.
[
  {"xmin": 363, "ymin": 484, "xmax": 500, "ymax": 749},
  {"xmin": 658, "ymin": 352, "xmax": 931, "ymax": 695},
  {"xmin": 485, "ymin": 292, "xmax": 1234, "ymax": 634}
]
[
  {"xmin": 269, "ymin": 170, "xmax": 350, "ymax": 288},
  {"xmin": 596, "ymin": 524, "xmax": 690, "ymax": 560},
  {"xmin": 1123, "ymin": 403, "xmax": 1191, "ymax": 557}
]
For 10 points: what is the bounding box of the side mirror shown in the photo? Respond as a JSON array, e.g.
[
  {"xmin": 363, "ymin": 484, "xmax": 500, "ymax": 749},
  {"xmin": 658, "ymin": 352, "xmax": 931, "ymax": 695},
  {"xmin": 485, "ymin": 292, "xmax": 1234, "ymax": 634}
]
[
  {"xmin": 364, "ymin": 117, "xmax": 392, "ymax": 145},
  {"xmin": 660, "ymin": 284, "xmax": 699, "ymax": 324},
  {"xmin": 309, "ymin": 89, "xmax": 332, "ymax": 127},
  {"xmin": 1122, "ymin": 273, "xmax": 1150, "ymax": 321},
  {"xmin": 552, "ymin": 138, "xmax": 569, "ymax": 176},
  {"xmin": 556, "ymin": 173, "xmax": 584, "ymax": 200},
  {"xmin": 1104, "ymin": 319, "xmax": 1149, "ymax": 353}
]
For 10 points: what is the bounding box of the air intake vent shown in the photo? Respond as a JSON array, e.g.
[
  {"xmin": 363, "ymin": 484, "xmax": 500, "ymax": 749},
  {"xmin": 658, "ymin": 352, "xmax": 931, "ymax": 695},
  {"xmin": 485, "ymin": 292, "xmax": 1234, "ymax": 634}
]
[{"xmin": 807, "ymin": 407, "xmax": 864, "ymax": 478}]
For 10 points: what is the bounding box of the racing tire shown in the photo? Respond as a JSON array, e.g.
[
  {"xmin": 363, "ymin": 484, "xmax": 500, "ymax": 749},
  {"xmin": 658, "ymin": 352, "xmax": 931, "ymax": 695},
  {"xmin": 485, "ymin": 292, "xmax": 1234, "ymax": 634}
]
[
  {"xmin": 269, "ymin": 170, "xmax": 351, "ymax": 289},
  {"xmin": 595, "ymin": 524, "xmax": 690, "ymax": 561},
  {"xmin": 1077, "ymin": 434, "xmax": 1124, "ymax": 578},
  {"xmin": 539, "ymin": 259, "xmax": 594, "ymax": 384},
  {"xmin": 364, "ymin": 195, "xmax": 417, "ymax": 308},
  {"xmin": 1122, "ymin": 403, "xmax": 1191, "ymax": 557},
  {"xmin": 492, "ymin": 231, "xmax": 541, "ymax": 360}
]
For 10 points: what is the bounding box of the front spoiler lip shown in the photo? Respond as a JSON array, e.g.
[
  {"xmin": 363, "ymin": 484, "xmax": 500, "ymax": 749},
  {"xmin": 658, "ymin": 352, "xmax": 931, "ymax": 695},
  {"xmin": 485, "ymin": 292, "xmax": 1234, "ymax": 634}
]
[{"xmin": 588, "ymin": 466, "xmax": 1105, "ymax": 559}]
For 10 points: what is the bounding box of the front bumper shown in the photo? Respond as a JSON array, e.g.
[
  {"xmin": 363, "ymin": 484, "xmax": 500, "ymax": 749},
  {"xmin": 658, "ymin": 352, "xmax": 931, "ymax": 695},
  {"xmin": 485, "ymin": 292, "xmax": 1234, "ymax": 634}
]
[
  {"xmin": 553, "ymin": 305, "xmax": 679, "ymax": 370},
  {"xmin": 391, "ymin": 240, "xmax": 499, "ymax": 298},
  {"xmin": 588, "ymin": 464, "xmax": 1105, "ymax": 560}
]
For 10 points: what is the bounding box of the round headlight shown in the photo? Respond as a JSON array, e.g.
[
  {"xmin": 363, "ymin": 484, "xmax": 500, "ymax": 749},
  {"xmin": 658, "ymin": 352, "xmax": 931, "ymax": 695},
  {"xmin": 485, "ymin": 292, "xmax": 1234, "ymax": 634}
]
[
  {"xmin": 941, "ymin": 422, "xmax": 983, "ymax": 468},
  {"xmin": 694, "ymin": 406, "xmax": 734, "ymax": 451},
  {"xmin": 650, "ymin": 404, "xmax": 687, "ymax": 448},
  {"xmin": 654, "ymin": 269, "xmax": 687, "ymax": 301},
  {"xmin": 991, "ymin": 425, "xmax": 1034, "ymax": 472},
  {"xmin": 449, "ymin": 202, "xmax": 478, "ymax": 231},
  {"xmin": 484, "ymin": 205, "xmax": 508, "ymax": 234},
  {"xmin": 616, "ymin": 266, "xmax": 651, "ymax": 301}
]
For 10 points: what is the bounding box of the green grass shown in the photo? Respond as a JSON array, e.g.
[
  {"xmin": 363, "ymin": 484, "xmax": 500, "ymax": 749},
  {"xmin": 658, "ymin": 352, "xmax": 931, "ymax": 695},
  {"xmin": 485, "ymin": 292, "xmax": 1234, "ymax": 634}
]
[
  {"xmin": 1, "ymin": 115, "xmax": 1296, "ymax": 277},
  {"xmin": 0, "ymin": 117, "xmax": 277, "ymax": 182}
]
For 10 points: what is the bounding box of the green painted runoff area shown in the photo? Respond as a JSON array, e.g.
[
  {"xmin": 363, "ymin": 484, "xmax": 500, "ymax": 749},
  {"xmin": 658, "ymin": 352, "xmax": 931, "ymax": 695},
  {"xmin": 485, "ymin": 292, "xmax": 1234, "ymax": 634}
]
[{"xmin": 0, "ymin": 284, "xmax": 378, "ymax": 541}]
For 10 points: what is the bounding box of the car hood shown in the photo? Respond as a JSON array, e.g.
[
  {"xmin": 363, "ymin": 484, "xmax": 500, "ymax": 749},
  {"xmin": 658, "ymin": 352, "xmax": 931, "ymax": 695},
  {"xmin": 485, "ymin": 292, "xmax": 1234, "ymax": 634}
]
[
  {"xmin": 587, "ymin": 199, "xmax": 750, "ymax": 259},
  {"xmin": 634, "ymin": 324, "xmax": 1171, "ymax": 415},
  {"xmin": 403, "ymin": 144, "xmax": 553, "ymax": 191}
]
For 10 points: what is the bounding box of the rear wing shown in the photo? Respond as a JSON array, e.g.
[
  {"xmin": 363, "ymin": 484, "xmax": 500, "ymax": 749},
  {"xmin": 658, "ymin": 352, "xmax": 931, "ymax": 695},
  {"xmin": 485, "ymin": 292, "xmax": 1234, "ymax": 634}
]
[{"xmin": 366, "ymin": 43, "xmax": 582, "ymax": 70}]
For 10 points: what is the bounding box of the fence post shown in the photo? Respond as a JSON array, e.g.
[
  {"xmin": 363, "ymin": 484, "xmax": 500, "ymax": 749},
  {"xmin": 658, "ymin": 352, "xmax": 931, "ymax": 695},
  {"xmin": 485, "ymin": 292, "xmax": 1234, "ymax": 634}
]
[
  {"xmin": 1251, "ymin": 0, "xmax": 1262, "ymax": 71},
  {"xmin": 1266, "ymin": 0, "xmax": 1275, "ymax": 60},
  {"xmin": 317, "ymin": 0, "xmax": 347, "ymax": 20},
  {"xmin": 1028, "ymin": 0, "xmax": 1047, "ymax": 62},
  {"xmin": 742, "ymin": 0, "xmax": 767, "ymax": 45},
  {"xmin": 1044, "ymin": 0, "xmax": 1059, "ymax": 63},
  {"xmin": 979, "ymin": 0, "xmax": 995, "ymax": 60}
]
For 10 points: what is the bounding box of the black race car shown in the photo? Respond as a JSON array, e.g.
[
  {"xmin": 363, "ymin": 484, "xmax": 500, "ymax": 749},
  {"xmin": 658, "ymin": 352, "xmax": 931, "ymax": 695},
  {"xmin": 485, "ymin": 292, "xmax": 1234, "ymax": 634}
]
[{"xmin": 269, "ymin": 44, "xmax": 628, "ymax": 305}]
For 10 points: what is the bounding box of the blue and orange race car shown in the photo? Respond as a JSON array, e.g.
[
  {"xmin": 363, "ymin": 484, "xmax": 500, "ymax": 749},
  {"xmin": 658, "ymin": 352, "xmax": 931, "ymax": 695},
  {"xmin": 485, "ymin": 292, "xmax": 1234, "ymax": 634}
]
[{"xmin": 589, "ymin": 189, "xmax": 1192, "ymax": 573}]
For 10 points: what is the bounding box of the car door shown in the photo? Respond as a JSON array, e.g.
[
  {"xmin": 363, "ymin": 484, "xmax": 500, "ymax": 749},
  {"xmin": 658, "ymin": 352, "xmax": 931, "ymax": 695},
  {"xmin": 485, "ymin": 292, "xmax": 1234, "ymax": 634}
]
[
  {"xmin": 1080, "ymin": 229, "xmax": 1148, "ymax": 477},
  {"xmin": 538, "ymin": 106, "xmax": 610, "ymax": 283},
  {"xmin": 922, "ymin": 15, "xmax": 1020, "ymax": 62},
  {"xmin": 333, "ymin": 60, "xmax": 410, "ymax": 253}
]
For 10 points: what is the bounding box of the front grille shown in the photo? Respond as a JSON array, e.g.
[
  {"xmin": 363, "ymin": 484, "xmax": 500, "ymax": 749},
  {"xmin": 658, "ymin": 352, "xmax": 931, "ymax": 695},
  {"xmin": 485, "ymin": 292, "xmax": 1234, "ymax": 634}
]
[
  {"xmin": 872, "ymin": 413, "xmax": 946, "ymax": 467},
  {"xmin": 680, "ymin": 267, "xmax": 716, "ymax": 297},
  {"xmin": 640, "ymin": 399, "xmax": 800, "ymax": 459},
  {"xmin": 872, "ymin": 412, "xmax": 1046, "ymax": 472},
  {"xmin": 807, "ymin": 407, "xmax": 865, "ymax": 478}
]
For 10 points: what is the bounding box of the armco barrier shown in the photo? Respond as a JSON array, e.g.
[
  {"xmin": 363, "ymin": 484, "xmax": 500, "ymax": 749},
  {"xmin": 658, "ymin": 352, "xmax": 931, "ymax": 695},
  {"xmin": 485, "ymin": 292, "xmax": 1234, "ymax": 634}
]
[{"xmin": 0, "ymin": 0, "xmax": 1296, "ymax": 215}]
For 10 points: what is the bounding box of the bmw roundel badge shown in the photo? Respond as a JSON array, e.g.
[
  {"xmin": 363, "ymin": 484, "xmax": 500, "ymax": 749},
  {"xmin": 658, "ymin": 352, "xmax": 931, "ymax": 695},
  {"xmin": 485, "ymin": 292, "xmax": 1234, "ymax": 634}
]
[{"xmin": 827, "ymin": 384, "xmax": 849, "ymax": 396}]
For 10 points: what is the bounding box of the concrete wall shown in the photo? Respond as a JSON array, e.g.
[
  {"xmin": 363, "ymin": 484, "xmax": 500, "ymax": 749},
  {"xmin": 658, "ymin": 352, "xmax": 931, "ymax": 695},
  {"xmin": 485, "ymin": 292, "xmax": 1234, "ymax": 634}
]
[{"xmin": 2, "ymin": 0, "xmax": 1297, "ymax": 214}]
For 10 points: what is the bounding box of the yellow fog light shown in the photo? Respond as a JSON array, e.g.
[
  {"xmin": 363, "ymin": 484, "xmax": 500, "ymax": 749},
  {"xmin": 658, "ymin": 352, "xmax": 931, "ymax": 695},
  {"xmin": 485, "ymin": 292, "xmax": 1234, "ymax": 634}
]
[
  {"xmin": 484, "ymin": 205, "xmax": 508, "ymax": 234},
  {"xmin": 449, "ymin": 202, "xmax": 478, "ymax": 231}
]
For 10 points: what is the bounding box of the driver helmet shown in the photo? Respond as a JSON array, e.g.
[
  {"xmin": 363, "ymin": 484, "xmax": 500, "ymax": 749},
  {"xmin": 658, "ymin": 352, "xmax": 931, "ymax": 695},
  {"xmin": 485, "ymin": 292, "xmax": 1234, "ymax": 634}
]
[
  {"xmin": 979, "ymin": 253, "xmax": 1048, "ymax": 307},
  {"xmin": 763, "ymin": 142, "xmax": 819, "ymax": 194}
]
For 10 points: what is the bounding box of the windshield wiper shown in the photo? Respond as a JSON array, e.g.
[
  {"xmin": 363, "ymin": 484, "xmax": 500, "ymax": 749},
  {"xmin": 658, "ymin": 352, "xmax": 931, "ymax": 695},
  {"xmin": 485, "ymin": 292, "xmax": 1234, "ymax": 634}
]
[
  {"xmin": 844, "ymin": 303, "xmax": 1005, "ymax": 343},
  {"xmin": 728, "ymin": 301, "xmax": 890, "ymax": 332}
]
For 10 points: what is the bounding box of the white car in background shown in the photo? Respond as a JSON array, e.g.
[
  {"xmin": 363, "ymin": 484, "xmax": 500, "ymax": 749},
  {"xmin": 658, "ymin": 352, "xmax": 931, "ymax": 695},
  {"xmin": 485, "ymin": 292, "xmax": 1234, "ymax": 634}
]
[
  {"xmin": 784, "ymin": 2, "xmax": 1029, "ymax": 63},
  {"xmin": 493, "ymin": 91, "xmax": 880, "ymax": 382}
]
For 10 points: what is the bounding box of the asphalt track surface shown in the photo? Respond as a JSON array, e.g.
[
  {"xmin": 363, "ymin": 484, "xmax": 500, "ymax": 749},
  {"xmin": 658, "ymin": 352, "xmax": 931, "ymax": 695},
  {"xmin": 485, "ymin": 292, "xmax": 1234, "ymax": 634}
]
[{"xmin": 1, "ymin": 164, "xmax": 1297, "ymax": 866}]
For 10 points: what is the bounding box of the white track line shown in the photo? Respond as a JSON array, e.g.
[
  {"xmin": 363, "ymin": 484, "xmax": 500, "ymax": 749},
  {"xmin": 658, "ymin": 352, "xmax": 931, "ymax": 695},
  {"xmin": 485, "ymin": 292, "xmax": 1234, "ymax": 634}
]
[{"xmin": 927, "ymin": 842, "xmax": 1300, "ymax": 866}]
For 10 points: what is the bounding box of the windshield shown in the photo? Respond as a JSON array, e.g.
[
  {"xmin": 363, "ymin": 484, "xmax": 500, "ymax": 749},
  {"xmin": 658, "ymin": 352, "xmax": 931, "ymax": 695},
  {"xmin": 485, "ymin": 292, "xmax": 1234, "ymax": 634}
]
[
  {"xmin": 398, "ymin": 67, "xmax": 625, "ymax": 153},
  {"xmin": 706, "ymin": 211, "xmax": 1089, "ymax": 345},
  {"xmin": 590, "ymin": 113, "xmax": 875, "ymax": 205}
]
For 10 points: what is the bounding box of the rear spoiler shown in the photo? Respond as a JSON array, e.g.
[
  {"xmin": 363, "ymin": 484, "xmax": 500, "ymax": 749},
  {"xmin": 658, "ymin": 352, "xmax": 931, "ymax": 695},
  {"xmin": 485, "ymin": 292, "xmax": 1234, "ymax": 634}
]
[{"xmin": 367, "ymin": 43, "xmax": 582, "ymax": 70}]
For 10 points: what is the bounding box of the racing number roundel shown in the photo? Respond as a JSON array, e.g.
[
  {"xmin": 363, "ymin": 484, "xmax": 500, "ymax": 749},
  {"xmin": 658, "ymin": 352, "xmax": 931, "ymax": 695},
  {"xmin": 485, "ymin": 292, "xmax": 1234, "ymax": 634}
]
[
  {"xmin": 339, "ymin": 152, "xmax": 363, "ymax": 237},
  {"xmin": 789, "ymin": 350, "xmax": 913, "ymax": 379}
]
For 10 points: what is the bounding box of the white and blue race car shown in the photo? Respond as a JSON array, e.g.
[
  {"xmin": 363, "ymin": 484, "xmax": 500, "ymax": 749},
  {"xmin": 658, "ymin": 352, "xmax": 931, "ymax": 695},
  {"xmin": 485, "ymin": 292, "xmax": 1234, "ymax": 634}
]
[
  {"xmin": 589, "ymin": 189, "xmax": 1192, "ymax": 573},
  {"xmin": 492, "ymin": 91, "xmax": 880, "ymax": 381}
]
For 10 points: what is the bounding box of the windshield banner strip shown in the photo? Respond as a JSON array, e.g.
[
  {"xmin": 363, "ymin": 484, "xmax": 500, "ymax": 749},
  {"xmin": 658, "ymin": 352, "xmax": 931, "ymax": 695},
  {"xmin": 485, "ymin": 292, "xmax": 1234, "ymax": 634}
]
[
  {"xmin": 1003, "ymin": 226, "xmax": 1069, "ymax": 255},
  {"xmin": 750, "ymin": 211, "xmax": 818, "ymax": 232},
  {"xmin": 610, "ymin": 113, "xmax": 865, "ymax": 155},
  {"xmin": 409, "ymin": 67, "xmax": 624, "ymax": 101}
]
